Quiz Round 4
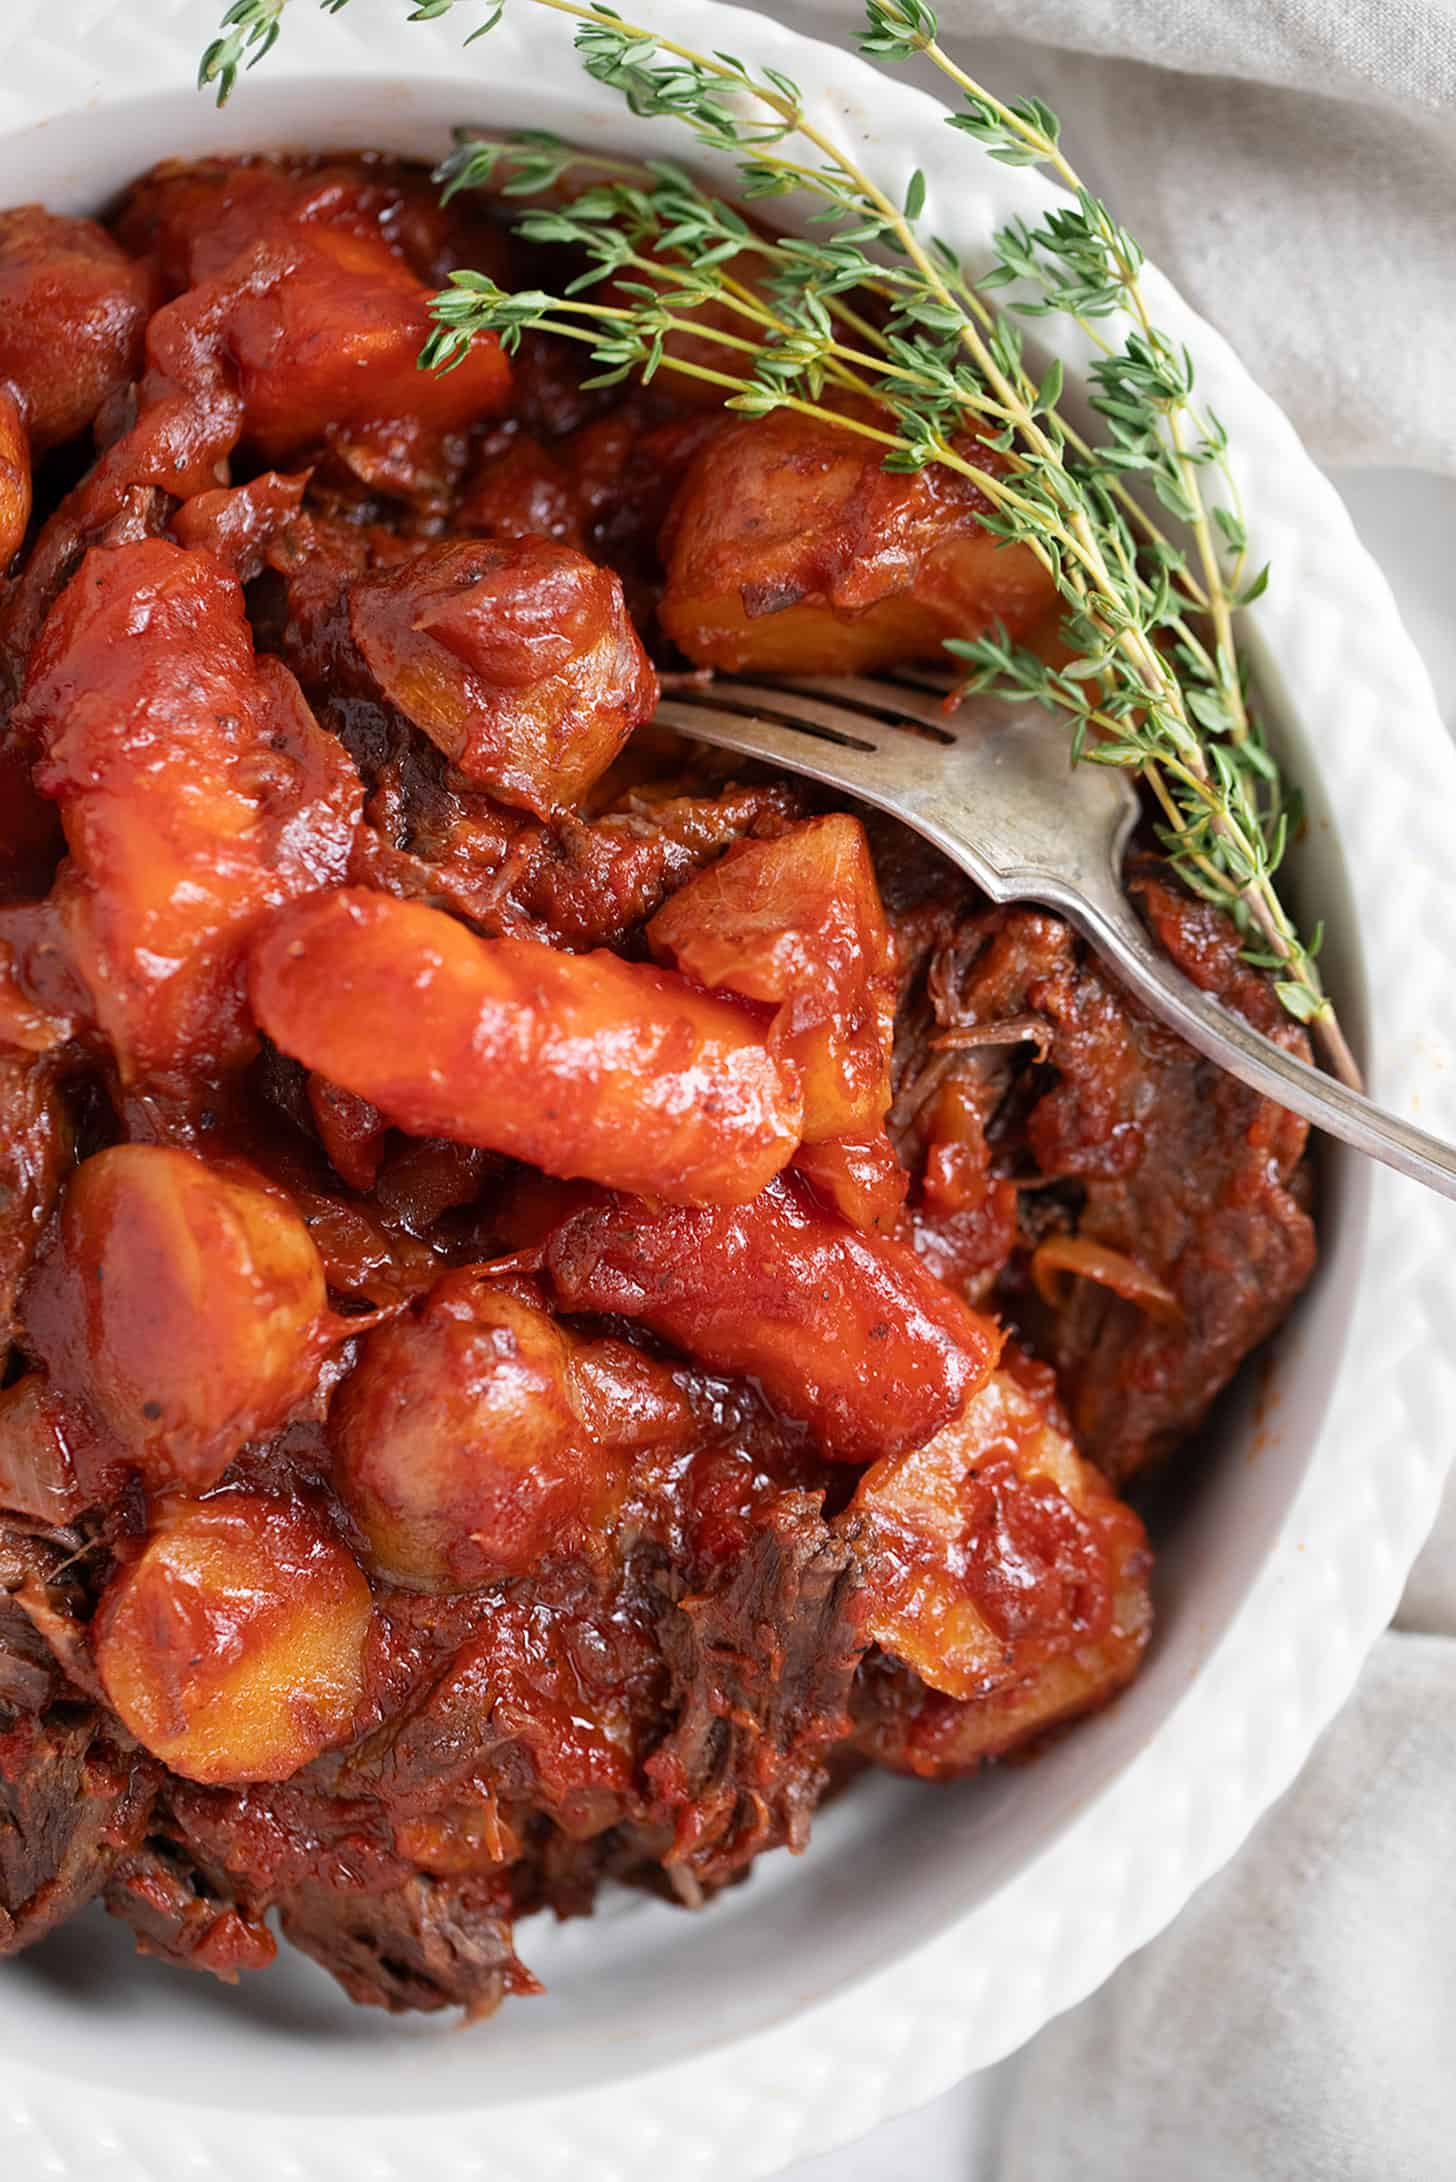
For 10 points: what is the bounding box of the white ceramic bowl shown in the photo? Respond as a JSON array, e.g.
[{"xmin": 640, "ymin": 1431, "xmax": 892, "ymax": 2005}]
[{"xmin": 2, "ymin": 4, "xmax": 1455, "ymax": 2176}]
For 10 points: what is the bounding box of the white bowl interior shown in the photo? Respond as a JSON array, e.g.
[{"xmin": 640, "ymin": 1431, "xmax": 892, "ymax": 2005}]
[{"xmin": 0, "ymin": 69, "xmax": 1370, "ymax": 2120}]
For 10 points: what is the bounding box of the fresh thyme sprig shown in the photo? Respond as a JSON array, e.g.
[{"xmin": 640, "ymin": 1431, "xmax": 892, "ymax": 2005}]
[
  {"xmin": 199, "ymin": 0, "xmax": 480, "ymax": 104},
  {"xmin": 199, "ymin": 0, "xmax": 287, "ymax": 99},
  {"xmin": 863, "ymin": 0, "xmax": 1258, "ymax": 731},
  {"xmin": 199, "ymin": 0, "xmax": 1356, "ymax": 1082}
]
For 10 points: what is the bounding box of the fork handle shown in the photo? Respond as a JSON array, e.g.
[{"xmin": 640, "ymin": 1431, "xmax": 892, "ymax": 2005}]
[{"xmin": 1062, "ymin": 880, "xmax": 1456, "ymax": 1203}]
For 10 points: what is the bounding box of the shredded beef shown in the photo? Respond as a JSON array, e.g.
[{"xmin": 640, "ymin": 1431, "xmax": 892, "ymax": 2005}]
[
  {"xmin": 0, "ymin": 1684, "xmax": 157, "ymax": 1955},
  {"xmin": 103, "ymin": 1837, "xmax": 276, "ymax": 1979},
  {"xmin": 0, "ymin": 1707, "xmax": 152, "ymax": 1950},
  {"xmin": 0, "ymin": 1525, "xmax": 155, "ymax": 1950},
  {"xmin": 1021, "ymin": 865, "xmax": 1315, "ymax": 1481},
  {"xmin": 0, "ymin": 1051, "xmax": 69, "ymax": 1345},
  {"xmin": 877, "ymin": 838, "xmax": 1316, "ymax": 1484},
  {"xmin": 519, "ymin": 778, "xmax": 804, "ymax": 950},
  {"xmin": 645, "ymin": 1493, "xmax": 866, "ymax": 1898},
  {"xmin": 279, "ymin": 1872, "xmax": 536, "ymax": 2018}
]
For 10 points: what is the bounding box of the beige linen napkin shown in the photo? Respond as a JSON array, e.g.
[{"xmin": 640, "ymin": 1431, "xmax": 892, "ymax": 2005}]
[
  {"xmin": 790, "ymin": 0, "xmax": 1456, "ymax": 472},
  {"xmin": 968, "ymin": 1498, "xmax": 1456, "ymax": 2182}
]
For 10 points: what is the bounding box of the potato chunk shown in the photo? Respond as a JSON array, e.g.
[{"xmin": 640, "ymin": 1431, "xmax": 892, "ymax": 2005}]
[
  {"xmin": 792, "ymin": 1133, "xmax": 907, "ymax": 1235},
  {"xmin": 14, "ymin": 539, "xmax": 360, "ymax": 1106},
  {"xmin": 0, "ymin": 206, "xmax": 151, "ymax": 453},
  {"xmin": 250, "ymin": 887, "xmax": 802, "ymax": 1206},
  {"xmin": 659, "ymin": 407, "xmax": 1056, "ymax": 674},
  {"xmin": 330, "ymin": 1271, "xmax": 696, "ymax": 1591},
  {"xmin": 540, "ymin": 1173, "xmax": 1000, "ymax": 1461},
  {"xmin": 118, "ymin": 153, "xmax": 512, "ymax": 297},
  {"xmin": 648, "ymin": 815, "xmax": 906, "ymax": 1229},
  {"xmin": 349, "ymin": 538, "xmax": 658, "ymax": 817},
  {"xmin": 209, "ymin": 222, "xmax": 510, "ymax": 468},
  {"xmin": 24, "ymin": 1145, "xmax": 329, "ymax": 1494},
  {"xmin": 94, "ymin": 1493, "xmax": 371, "ymax": 1785},
  {"xmin": 849, "ymin": 1359, "xmax": 1152, "ymax": 1776},
  {"xmin": 649, "ymin": 814, "xmax": 895, "ymax": 1141}
]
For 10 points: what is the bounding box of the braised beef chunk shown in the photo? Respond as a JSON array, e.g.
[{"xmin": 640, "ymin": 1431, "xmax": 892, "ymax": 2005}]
[
  {"xmin": 1, "ymin": 1526, "xmax": 155, "ymax": 1951},
  {"xmin": 279, "ymin": 1873, "xmax": 535, "ymax": 2018},
  {"xmin": 519, "ymin": 776, "xmax": 804, "ymax": 950},
  {"xmin": 342, "ymin": 1544, "xmax": 676, "ymax": 1820},
  {"xmin": 880, "ymin": 847, "xmax": 1315, "ymax": 1484},
  {"xmin": 0, "ymin": 1526, "xmax": 103, "ymax": 1709},
  {"xmin": 1035, "ymin": 866, "xmax": 1315, "ymax": 1482},
  {"xmin": 0, "ymin": 1558, "xmax": 66, "ymax": 1719},
  {"xmin": 0, "ymin": 1708, "xmax": 155, "ymax": 1952},
  {"xmin": 645, "ymin": 1494, "xmax": 866, "ymax": 1897},
  {"xmin": 103, "ymin": 1838, "xmax": 276, "ymax": 1979},
  {"xmin": 0, "ymin": 147, "xmax": 1318, "ymax": 2018}
]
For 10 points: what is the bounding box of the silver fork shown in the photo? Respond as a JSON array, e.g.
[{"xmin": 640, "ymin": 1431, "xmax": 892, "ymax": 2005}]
[{"xmin": 654, "ymin": 671, "xmax": 1456, "ymax": 1203}]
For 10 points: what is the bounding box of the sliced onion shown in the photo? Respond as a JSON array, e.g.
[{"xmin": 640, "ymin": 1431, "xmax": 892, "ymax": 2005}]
[{"xmin": 1030, "ymin": 1234, "xmax": 1183, "ymax": 1326}]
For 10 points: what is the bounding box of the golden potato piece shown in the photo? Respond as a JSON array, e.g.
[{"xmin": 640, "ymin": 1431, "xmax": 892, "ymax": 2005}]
[
  {"xmin": 95, "ymin": 1493, "xmax": 372, "ymax": 1785},
  {"xmin": 648, "ymin": 813, "xmax": 895, "ymax": 1143},
  {"xmin": 349, "ymin": 538, "xmax": 658, "ymax": 818},
  {"xmin": 849, "ymin": 1359, "xmax": 1151, "ymax": 1776},
  {"xmin": 330, "ymin": 1270, "xmax": 696, "ymax": 1591},
  {"xmin": 24, "ymin": 1144, "xmax": 329, "ymax": 1493},
  {"xmin": 658, "ymin": 407, "xmax": 1057, "ymax": 674},
  {"xmin": 0, "ymin": 205, "xmax": 151, "ymax": 455}
]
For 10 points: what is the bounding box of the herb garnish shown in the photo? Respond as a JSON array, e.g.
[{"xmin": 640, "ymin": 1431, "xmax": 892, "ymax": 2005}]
[{"xmin": 200, "ymin": 0, "xmax": 1356, "ymax": 1079}]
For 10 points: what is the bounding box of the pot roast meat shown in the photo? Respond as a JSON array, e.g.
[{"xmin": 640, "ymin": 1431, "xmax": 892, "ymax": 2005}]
[
  {"xmin": 0, "ymin": 1707, "xmax": 155, "ymax": 1952},
  {"xmin": 278, "ymin": 1872, "xmax": 535, "ymax": 2018},
  {"xmin": 1017, "ymin": 867, "xmax": 1315, "ymax": 1483},
  {"xmin": 0, "ymin": 1050, "xmax": 69, "ymax": 1346},
  {"xmin": 879, "ymin": 841, "xmax": 1315, "ymax": 1485},
  {"xmin": 1, "ymin": 1528, "xmax": 157, "ymax": 1953},
  {"xmin": 519, "ymin": 776, "xmax": 805, "ymax": 951},
  {"xmin": 645, "ymin": 1492, "xmax": 866, "ymax": 1897},
  {"xmin": 103, "ymin": 1837, "xmax": 276, "ymax": 1979}
]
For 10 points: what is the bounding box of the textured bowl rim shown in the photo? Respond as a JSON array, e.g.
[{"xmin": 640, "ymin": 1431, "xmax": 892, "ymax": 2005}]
[{"xmin": 2, "ymin": 2, "xmax": 1455, "ymax": 2176}]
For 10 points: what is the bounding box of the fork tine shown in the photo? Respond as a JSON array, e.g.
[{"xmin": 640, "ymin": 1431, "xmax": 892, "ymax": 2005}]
[
  {"xmin": 651, "ymin": 693, "xmax": 895, "ymax": 804},
  {"xmin": 663, "ymin": 681, "xmax": 880, "ymax": 751},
  {"xmin": 771, "ymin": 672, "xmax": 961, "ymax": 740},
  {"xmin": 653, "ymin": 667, "xmax": 967, "ymax": 779},
  {"xmin": 729, "ymin": 676, "xmax": 959, "ymax": 745}
]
